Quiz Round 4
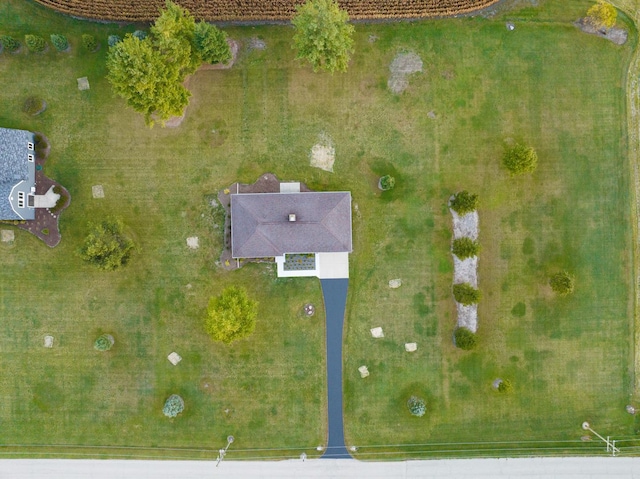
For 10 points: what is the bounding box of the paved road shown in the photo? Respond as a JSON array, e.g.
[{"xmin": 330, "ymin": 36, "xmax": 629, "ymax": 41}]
[
  {"xmin": 320, "ymin": 278, "xmax": 351, "ymax": 459},
  {"xmin": 4, "ymin": 457, "xmax": 640, "ymax": 478}
]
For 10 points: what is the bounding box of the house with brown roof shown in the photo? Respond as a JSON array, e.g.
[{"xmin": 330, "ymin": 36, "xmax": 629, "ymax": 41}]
[{"xmin": 230, "ymin": 183, "xmax": 352, "ymax": 278}]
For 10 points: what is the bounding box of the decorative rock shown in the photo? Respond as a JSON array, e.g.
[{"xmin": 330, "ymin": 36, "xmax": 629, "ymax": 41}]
[
  {"xmin": 167, "ymin": 352, "xmax": 182, "ymax": 365},
  {"xmin": 92, "ymin": 185, "xmax": 104, "ymax": 198},
  {"xmin": 304, "ymin": 303, "xmax": 315, "ymax": 316},
  {"xmin": 389, "ymin": 279, "xmax": 402, "ymax": 289},
  {"xmin": 427, "ymin": 111, "xmax": 437, "ymax": 119},
  {"xmin": 358, "ymin": 365, "xmax": 370, "ymax": 378},
  {"xmin": 492, "ymin": 378, "xmax": 503, "ymax": 390},
  {"xmin": 44, "ymin": 335, "xmax": 54, "ymax": 348},
  {"xmin": 626, "ymin": 405, "xmax": 636, "ymax": 415},
  {"xmin": 186, "ymin": 236, "xmax": 199, "ymax": 249},
  {"xmin": 77, "ymin": 77, "xmax": 90, "ymax": 91},
  {"xmin": 1, "ymin": 230, "xmax": 15, "ymax": 243},
  {"xmin": 370, "ymin": 327, "xmax": 384, "ymax": 338},
  {"xmin": 506, "ymin": 22, "xmax": 515, "ymax": 31},
  {"xmin": 405, "ymin": 342, "xmax": 417, "ymax": 352}
]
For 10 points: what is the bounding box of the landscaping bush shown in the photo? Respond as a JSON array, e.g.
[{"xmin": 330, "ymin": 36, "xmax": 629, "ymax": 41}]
[
  {"xmin": 50, "ymin": 34, "xmax": 69, "ymax": 51},
  {"xmin": 132, "ymin": 30, "xmax": 147, "ymax": 40},
  {"xmin": 108, "ymin": 34, "xmax": 122, "ymax": 47},
  {"xmin": 503, "ymin": 143, "xmax": 538, "ymax": 175},
  {"xmin": 452, "ymin": 237, "xmax": 479, "ymax": 259},
  {"xmin": 205, "ymin": 286, "xmax": 258, "ymax": 344},
  {"xmin": 163, "ymin": 394, "xmax": 184, "ymax": 418},
  {"xmin": 49, "ymin": 186, "xmax": 69, "ymax": 215},
  {"xmin": 449, "ymin": 190, "xmax": 478, "ymax": 215},
  {"xmin": 25, "ymin": 34, "xmax": 46, "ymax": 53},
  {"xmin": 378, "ymin": 174, "xmax": 396, "ymax": 191},
  {"xmin": 497, "ymin": 379, "xmax": 513, "ymax": 393},
  {"xmin": 79, "ymin": 218, "xmax": 135, "ymax": 270},
  {"xmin": 0, "ymin": 35, "xmax": 20, "ymax": 53},
  {"xmin": 23, "ymin": 96, "xmax": 46, "ymax": 116},
  {"xmin": 82, "ymin": 34, "xmax": 98, "ymax": 52},
  {"xmin": 94, "ymin": 334, "xmax": 114, "ymax": 351},
  {"xmin": 453, "ymin": 327, "xmax": 477, "ymax": 350},
  {"xmin": 549, "ymin": 271, "xmax": 575, "ymax": 296},
  {"xmin": 453, "ymin": 282, "xmax": 481, "ymax": 305},
  {"xmin": 406, "ymin": 395, "xmax": 426, "ymax": 417}
]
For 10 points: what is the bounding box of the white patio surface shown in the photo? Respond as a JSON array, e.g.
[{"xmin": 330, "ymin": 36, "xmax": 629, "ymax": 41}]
[{"xmin": 275, "ymin": 252, "xmax": 349, "ymax": 279}]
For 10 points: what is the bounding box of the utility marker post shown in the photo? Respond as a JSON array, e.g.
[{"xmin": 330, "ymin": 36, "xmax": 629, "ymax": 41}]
[
  {"xmin": 216, "ymin": 435, "xmax": 235, "ymax": 467},
  {"xmin": 582, "ymin": 422, "xmax": 619, "ymax": 456}
]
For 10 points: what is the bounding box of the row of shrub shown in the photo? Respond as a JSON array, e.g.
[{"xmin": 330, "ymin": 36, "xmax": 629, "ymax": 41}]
[
  {"xmin": 0, "ymin": 33, "xmax": 99, "ymax": 53},
  {"xmin": 450, "ymin": 190, "xmax": 481, "ymax": 351}
]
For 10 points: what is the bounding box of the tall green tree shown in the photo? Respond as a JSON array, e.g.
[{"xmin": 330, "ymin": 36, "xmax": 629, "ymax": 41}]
[
  {"xmin": 292, "ymin": 0, "xmax": 355, "ymax": 73},
  {"xmin": 80, "ymin": 218, "xmax": 135, "ymax": 270},
  {"xmin": 106, "ymin": 0, "xmax": 228, "ymax": 126},
  {"xmin": 205, "ymin": 287, "xmax": 258, "ymax": 344}
]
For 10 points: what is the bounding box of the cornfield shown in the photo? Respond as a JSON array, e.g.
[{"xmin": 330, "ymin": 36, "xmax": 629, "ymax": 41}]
[{"xmin": 32, "ymin": 0, "xmax": 500, "ymax": 22}]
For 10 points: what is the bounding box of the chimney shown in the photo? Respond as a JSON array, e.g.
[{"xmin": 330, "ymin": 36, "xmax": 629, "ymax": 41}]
[{"xmin": 289, "ymin": 214, "xmax": 296, "ymax": 222}]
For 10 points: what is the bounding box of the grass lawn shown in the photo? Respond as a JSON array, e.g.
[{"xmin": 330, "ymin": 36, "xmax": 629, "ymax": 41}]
[{"xmin": 0, "ymin": 0, "xmax": 638, "ymax": 459}]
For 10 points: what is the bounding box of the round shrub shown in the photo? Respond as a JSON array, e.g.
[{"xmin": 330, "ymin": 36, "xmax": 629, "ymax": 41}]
[
  {"xmin": 50, "ymin": 34, "xmax": 69, "ymax": 52},
  {"xmin": 378, "ymin": 175, "xmax": 396, "ymax": 191},
  {"xmin": 79, "ymin": 218, "xmax": 135, "ymax": 270},
  {"xmin": 407, "ymin": 395, "xmax": 426, "ymax": 417},
  {"xmin": 453, "ymin": 327, "xmax": 477, "ymax": 350},
  {"xmin": 82, "ymin": 34, "xmax": 98, "ymax": 52},
  {"xmin": 25, "ymin": 34, "xmax": 46, "ymax": 53},
  {"xmin": 497, "ymin": 379, "xmax": 513, "ymax": 393},
  {"xmin": 452, "ymin": 237, "xmax": 479, "ymax": 259},
  {"xmin": 450, "ymin": 191, "xmax": 478, "ymax": 215},
  {"xmin": 132, "ymin": 30, "xmax": 147, "ymax": 40},
  {"xmin": 0, "ymin": 35, "xmax": 20, "ymax": 53},
  {"xmin": 108, "ymin": 35, "xmax": 122, "ymax": 47},
  {"xmin": 94, "ymin": 334, "xmax": 114, "ymax": 351},
  {"xmin": 163, "ymin": 394, "xmax": 184, "ymax": 418},
  {"xmin": 453, "ymin": 282, "xmax": 481, "ymax": 305},
  {"xmin": 549, "ymin": 271, "xmax": 575, "ymax": 296},
  {"xmin": 23, "ymin": 96, "xmax": 46, "ymax": 116},
  {"xmin": 503, "ymin": 143, "xmax": 538, "ymax": 175}
]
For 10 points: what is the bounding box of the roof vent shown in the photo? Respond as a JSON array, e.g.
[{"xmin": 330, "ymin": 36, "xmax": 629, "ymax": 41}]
[{"xmin": 289, "ymin": 214, "xmax": 296, "ymax": 222}]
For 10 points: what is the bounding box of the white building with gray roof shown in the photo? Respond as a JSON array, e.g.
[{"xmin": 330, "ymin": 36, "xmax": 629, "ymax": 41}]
[{"xmin": 0, "ymin": 127, "xmax": 60, "ymax": 221}]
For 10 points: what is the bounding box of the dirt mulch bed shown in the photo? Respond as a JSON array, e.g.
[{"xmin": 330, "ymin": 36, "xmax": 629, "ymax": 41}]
[{"xmin": 575, "ymin": 18, "xmax": 628, "ymax": 45}]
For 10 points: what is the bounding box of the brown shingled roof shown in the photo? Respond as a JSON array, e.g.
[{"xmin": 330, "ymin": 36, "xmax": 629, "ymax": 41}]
[{"xmin": 231, "ymin": 192, "xmax": 352, "ymax": 258}]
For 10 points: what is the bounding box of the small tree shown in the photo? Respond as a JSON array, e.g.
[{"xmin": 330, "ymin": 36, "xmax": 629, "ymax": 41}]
[
  {"xmin": 497, "ymin": 379, "xmax": 513, "ymax": 393},
  {"xmin": 25, "ymin": 34, "xmax": 46, "ymax": 53},
  {"xmin": 108, "ymin": 35, "xmax": 122, "ymax": 47},
  {"xmin": 452, "ymin": 237, "xmax": 480, "ymax": 259},
  {"xmin": 94, "ymin": 334, "xmax": 114, "ymax": 351},
  {"xmin": 449, "ymin": 191, "xmax": 478, "ymax": 215},
  {"xmin": 205, "ymin": 286, "xmax": 258, "ymax": 344},
  {"xmin": 50, "ymin": 34, "xmax": 69, "ymax": 52},
  {"xmin": 378, "ymin": 175, "xmax": 395, "ymax": 191},
  {"xmin": 503, "ymin": 144, "xmax": 538, "ymax": 175},
  {"xmin": 454, "ymin": 327, "xmax": 477, "ymax": 350},
  {"xmin": 292, "ymin": 0, "xmax": 355, "ymax": 73},
  {"xmin": 587, "ymin": 1, "xmax": 617, "ymax": 30},
  {"xmin": 453, "ymin": 283, "xmax": 481, "ymax": 305},
  {"xmin": 163, "ymin": 394, "xmax": 184, "ymax": 417},
  {"xmin": 0, "ymin": 35, "xmax": 20, "ymax": 53},
  {"xmin": 407, "ymin": 395, "xmax": 426, "ymax": 417},
  {"xmin": 194, "ymin": 21, "xmax": 231, "ymax": 64},
  {"xmin": 80, "ymin": 218, "xmax": 135, "ymax": 270},
  {"xmin": 549, "ymin": 271, "xmax": 575, "ymax": 296},
  {"xmin": 82, "ymin": 34, "xmax": 98, "ymax": 52}
]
